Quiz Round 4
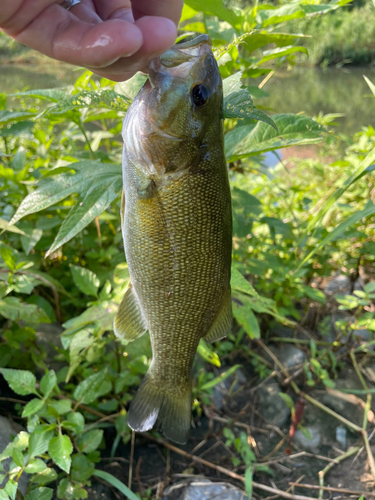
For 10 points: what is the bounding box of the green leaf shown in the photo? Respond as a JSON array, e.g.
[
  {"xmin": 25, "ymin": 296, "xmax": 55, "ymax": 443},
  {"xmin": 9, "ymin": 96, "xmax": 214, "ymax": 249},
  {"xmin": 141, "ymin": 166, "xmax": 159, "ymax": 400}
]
[
  {"xmin": 115, "ymin": 73, "xmax": 148, "ymax": 100},
  {"xmin": 244, "ymin": 467, "xmax": 253, "ymax": 499},
  {"xmin": 301, "ymin": 201, "xmax": 375, "ymax": 266},
  {"xmin": 244, "ymin": 32, "xmax": 308, "ymax": 53},
  {"xmin": 77, "ymin": 430, "xmax": 103, "ymax": 454},
  {"xmin": 232, "ymin": 300, "xmax": 260, "ymax": 339},
  {"xmin": 11, "ymin": 89, "xmax": 67, "ymax": 102},
  {"xmin": 223, "ymin": 72, "xmax": 276, "ymax": 129},
  {"xmin": 201, "ymin": 364, "xmax": 241, "ymax": 391},
  {"xmin": 21, "ymin": 228, "xmax": 43, "ymax": 256},
  {"xmin": 0, "ymin": 297, "xmax": 50, "ymax": 323},
  {"xmin": 24, "ymin": 459, "xmax": 47, "ymax": 474},
  {"xmin": 24, "ymin": 487, "xmax": 53, "ymax": 500},
  {"xmin": 0, "ymin": 432, "xmax": 29, "ymax": 461},
  {"xmin": 256, "ymin": 4, "xmax": 305, "ymax": 27},
  {"xmin": 0, "ymin": 110, "xmax": 36, "ymax": 125},
  {"xmin": 93, "ymin": 470, "xmax": 139, "ymax": 500},
  {"xmin": 256, "ymin": 45, "xmax": 308, "ymax": 65},
  {"xmin": 48, "ymin": 399, "xmax": 72, "ymax": 416},
  {"xmin": 22, "ymin": 398, "xmax": 45, "ymax": 418},
  {"xmin": 278, "ymin": 393, "xmax": 295, "ymax": 412},
  {"xmin": 40, "ymin": 370, "xmax": 57, "ymax": 398},
  {"xmin": 0, "ymin": 491, "xmax": 9, "ymax": 500},
  {"xmin": 73, "ymin": 369, "xmax": 107, "ymax": 405},
  {"xmin": 185, "ymin": 0, "xmax": 241, "ymax": 29},
  {"xmin": 225, "ymin": 114, "xmax": 324, "ymax": 161},
  {"xmin": 70, "ymin": 266, "xmax": 100, "ymax": 297},
  {"xmin": 43, "ymin": 89, "xmax": 130, "ymax": 116},
  {"xmin": 66, "ymin": 413, "xmax": 85, "ymax": 435},
  {"xmin": 1, "ymin": 368, "xmax": 37, "ymax": 396},
  {"xmin": 48, "ymin": 434, "xmax": 73, "ymax": 473},
  {"xmin": 11, "ymin": 161, "xmax": 120, "ymax": 223},
  {"xmin": 29, "ymin": 429, "xmax": 54, "ymax": 458},
  {"xmin": 71, "ymin": 455, "xmax": 95, "ymax": 482},
  {"xmin": 0, "ymin": 247, "xmax": 15, "ymax": 272},
  {"xmin": 4, "ymin": 480, "xmax": 17, "ymax": 500},
  {"xmin": 30, "ymin": 468, "xmax": 58, "ymax": 485},
  {"xmin": 0, "ymin": 219, "xmax": 25, "ymax": 235},
  {"xmin": 11, "ymin": 449, "xmax": 24, "ymax": 468},
  {"xmin": 197, "ymin": 340, "xmax": 221, "ymax": 367}
]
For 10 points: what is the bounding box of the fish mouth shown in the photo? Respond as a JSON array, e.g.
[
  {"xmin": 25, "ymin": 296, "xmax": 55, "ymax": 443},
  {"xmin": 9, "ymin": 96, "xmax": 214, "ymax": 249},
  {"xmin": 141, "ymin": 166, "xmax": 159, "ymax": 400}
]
[{"xmin": 148, "ymin": 34, "xmax": 213, "ymax": 82}]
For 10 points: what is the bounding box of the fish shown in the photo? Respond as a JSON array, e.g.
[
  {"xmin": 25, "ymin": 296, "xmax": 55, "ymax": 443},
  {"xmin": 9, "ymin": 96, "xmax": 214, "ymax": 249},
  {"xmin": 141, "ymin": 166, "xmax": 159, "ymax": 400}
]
[{"xmin": 114, "ymin": 34, "xmax": 232, "ymax": 444}]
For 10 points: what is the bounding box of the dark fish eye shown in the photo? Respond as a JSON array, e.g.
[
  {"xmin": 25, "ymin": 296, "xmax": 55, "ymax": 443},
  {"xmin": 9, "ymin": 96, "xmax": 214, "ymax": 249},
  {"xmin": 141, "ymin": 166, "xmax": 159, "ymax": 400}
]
[{"xmin": 191, "ymin": 84, "xmax": 209, "ymax": 107}]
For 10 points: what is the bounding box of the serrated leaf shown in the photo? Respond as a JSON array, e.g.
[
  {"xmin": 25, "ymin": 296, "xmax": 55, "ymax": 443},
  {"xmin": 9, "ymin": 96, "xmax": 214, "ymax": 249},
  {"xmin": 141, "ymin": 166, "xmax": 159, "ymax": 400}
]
[
  {"xmin": 0, "ymin": 247, "xmax": 15, "ymax": 271},
  {"xmin": 22, "ymin": 398, "xmax": 45, "ymax": 418},
  {"xmin": 11, "ymin": 161, "xmax": 121, "ymax": 224},
  {"xmin": 11, "ymin": 89, "xmax": 67, "ymax": 102},
  {"xmin": 225, "ymin": 114, "xmax": 324, "ymax": 161},
  {"xmin": 0, "ymin": 218, "xmax": 25, "ymax": 235},
  {"xmin": 66, "ymin": 413, "xmax": 85, "ymax": 435},
  {"xmin": 77, "ymin": 430, "xmax": 103, "ymax": 454},
  {"xmin": 0, "ymin": 491, "xmax": 9, "ymax": 500},
  {"xmin": 71, "ymin": 455, "xmax": 95, "ymax": 482},
  {"xmin": 0, "ymin": 297, "xmax": 50, "ymax": 323},
  {"xmin": 73, "ymin": 369, "xmax": 107, "ymax": 405},
  {"xmin": 11, "ymin": 449, "xmax": 24, "ymax": 468},
  {"xmin": 70, "ymin": 266, "xmax": 99, "ymax": 297},
  {"xmin": 43, "ymin": 89, "xmax": 130, "ymax": 116},
  {"xmin": 30, "ymin": 468, "xmax": 58, "ymax": 485},
  {"xmin": 4, "ymin": 480, "xmax": 17, "ymax": 500},
  {"xmin": 185, "ymin": 0, "xmax": 241, "ymax": 28},
  {"xmin": 257, "ymin": 45, "xmax": 308, "ymax": 65},
  {"xmin": 1, "ymin": 368, "xmax": 37, "ymax": 396},
  {"xmin": 24, "ymin": 487, "xmax": 53, "ymax": 500},
  {"xmin": 24, "ymin": 459, "xmax": 47, "ymax": 474},
  {"xmin": 0, "ymin": 110, "xmax": 36, "ymax": 125},
  {"xmin": 48, "ymin": 399, "xmax": 72, "ymax": 416},
  {"xmin": 40, "ymin": 370, "xmax": 57, "ymax": 398},
  {"xmin": 232, "ymin": 300, "xmax": 260, "ymax": 339},
  {"xmin": 29, "ymin": 429, "xmax": 54, "ymax": 458},
  {"xmin": 244, "ymin": 467, "xmax": 253, "ymax": 498},
  {"xmin": 223, "ymin": 72, "xmax": 276, "ymax": 129},
  {"xmin": 244, "ymin": 32, "xmax": 308, "ymax": 53},
  {"xmin": 115, "ymin": 73, "xmax": 148, "ymax": 100},
  {"xmin": 48, "ymin": 435, "xmax": 73, "ymax": 473}
]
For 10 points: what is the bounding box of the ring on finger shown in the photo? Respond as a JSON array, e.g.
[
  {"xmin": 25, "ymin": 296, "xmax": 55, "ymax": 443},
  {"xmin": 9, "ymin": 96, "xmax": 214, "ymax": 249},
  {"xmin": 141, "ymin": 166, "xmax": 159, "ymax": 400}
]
[{"xmin": 59, "ymin": 0, "xmax": 83, "ymax": 10}]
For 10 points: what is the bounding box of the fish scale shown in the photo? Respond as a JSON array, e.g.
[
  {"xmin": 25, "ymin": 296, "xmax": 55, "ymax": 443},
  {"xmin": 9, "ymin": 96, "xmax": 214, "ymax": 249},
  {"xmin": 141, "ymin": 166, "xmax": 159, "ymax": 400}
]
[{"xmin": 114, "ymin": 34, "xmax": 232, "ymax": 444}]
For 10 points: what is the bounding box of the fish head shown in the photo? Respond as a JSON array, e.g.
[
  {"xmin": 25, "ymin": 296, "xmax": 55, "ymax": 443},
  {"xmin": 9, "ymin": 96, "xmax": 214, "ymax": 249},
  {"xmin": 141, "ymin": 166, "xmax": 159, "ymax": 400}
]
[{"xmin": 123, "ymin": 35, "xmax": 223, "ymax": 176}]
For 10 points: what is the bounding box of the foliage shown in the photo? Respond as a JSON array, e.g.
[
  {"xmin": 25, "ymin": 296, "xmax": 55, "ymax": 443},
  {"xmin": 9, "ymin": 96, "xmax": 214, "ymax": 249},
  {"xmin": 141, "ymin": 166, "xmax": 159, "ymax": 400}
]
[
  {"xmin": 1, "ymin": 0, "xmax": 375, "ymax": 498},
  {"xmin": 286, "ymin": 0, "xmax": 375, "ymax": 66}
]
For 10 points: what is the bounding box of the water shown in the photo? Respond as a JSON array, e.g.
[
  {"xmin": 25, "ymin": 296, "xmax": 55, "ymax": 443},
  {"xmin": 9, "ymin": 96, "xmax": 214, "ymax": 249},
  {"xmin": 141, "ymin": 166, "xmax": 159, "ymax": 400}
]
[
  {"xmin": 2, "ymin": 63, "xmax": 375, "ymax": 136},
  {"xmin": 257, "ymin": 66, "xmax": 375, "ymax": 136}
]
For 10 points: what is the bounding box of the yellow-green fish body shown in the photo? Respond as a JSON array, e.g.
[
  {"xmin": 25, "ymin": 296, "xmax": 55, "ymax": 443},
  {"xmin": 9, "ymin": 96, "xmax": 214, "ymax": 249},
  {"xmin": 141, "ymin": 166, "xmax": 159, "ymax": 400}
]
[{"xmin": 114, "ymin": 35, "xmax": 232, "ymax": 444}]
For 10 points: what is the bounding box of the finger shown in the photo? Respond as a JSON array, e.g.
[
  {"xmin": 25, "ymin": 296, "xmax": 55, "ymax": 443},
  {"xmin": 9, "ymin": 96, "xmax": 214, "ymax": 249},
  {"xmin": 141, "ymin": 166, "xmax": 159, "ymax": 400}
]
[
  {"xmin": 7, "ymin": 3, "xmax": 144, "ymax": 68},
  {"xmin": 131, "ymin": 0, "xmax": 183, "ymax": 26},
  {"xmin": 86, "ymin": 15, "xmax": 176, "ymax": 78},
  {"xmin": 93, "ymin": 0, "xmax": 134, "ymax": 22},
  {"xmin": 69, "ymin": 1, "xmax": 101, "ymax": 24}
]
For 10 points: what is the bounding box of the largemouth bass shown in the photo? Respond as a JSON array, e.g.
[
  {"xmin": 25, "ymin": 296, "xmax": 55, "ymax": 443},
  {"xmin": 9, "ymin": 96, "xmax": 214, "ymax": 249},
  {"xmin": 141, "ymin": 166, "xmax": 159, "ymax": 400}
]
[{"xmin": 114, "ymin": 34, "xmax": 232, "ymax": 444}]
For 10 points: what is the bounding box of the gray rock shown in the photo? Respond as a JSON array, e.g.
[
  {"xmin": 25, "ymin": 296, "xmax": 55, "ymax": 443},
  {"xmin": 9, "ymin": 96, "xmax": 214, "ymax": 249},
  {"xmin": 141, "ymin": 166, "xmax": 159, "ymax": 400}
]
[
  {"xmin": 257, "ymin": 383, "xmax": 290, "ymax": 429},
  {"xmin": 35, "ymin": 322, "xmax": 64, "ymax": 371},
  {"xmin": 294, "ymin": 426, "xmax": 321, "ymax": 451},
  {"xmin": 213, "ymin": 368, "xmax": 248, "ymax": 411},
  {"xmin": 270, "ymin": 345, "xmax": 307, "ymax": 369},
  {"xmin": 0, "ymin": 416, "xmax": 28, "ymax": 495},
  {"xmin": 163, "ymin": 480, "xmax": 246, "ymax": 500},
  {"xmin": 324, "ymin": 274, "xmax": 351, "ymax": 296}
]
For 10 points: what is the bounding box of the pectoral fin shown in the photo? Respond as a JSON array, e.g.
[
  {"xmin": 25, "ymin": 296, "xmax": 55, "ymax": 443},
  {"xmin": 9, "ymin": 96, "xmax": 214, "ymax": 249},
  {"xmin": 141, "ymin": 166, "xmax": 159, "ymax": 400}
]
[
  {"xmin": 114, "ymin": 284, "xmax": 148, "ymax": 342},
  {"xmin": 203, "ymin": 289, "xmax": 232, "ymax": 343}
]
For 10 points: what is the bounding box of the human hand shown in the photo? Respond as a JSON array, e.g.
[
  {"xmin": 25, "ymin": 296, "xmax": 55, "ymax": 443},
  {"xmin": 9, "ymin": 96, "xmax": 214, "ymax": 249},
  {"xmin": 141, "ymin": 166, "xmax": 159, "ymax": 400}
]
[{"xmin": 0, "ymin": 0, "xmax": 184, "ymax": 81}]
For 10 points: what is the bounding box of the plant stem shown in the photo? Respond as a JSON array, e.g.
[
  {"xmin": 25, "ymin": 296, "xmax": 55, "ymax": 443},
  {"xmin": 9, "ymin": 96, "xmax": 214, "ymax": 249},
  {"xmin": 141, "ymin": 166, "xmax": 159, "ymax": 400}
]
[{"xmin": 317, "ymin": 446, "xmax": 359, "ymax": 499}]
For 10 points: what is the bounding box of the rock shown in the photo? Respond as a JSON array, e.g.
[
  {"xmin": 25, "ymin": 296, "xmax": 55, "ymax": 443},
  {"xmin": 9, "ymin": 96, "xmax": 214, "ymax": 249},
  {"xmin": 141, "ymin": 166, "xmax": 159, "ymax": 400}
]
[
  {"xmin": 163, "ymin": 480, "xmax": 245, "ymax": 500},
  {"xmin": 35, "ymin": 322, "xmax": 64, "ymax": 372},
  {"xmin": 0, "ymin": 416, "xmax": 28, "ymax": 496},
  {"xmin": 294, "ymin": 426, "xmax": 321, "ymax": 451},
  {"xmin": 336, "ymin": 425, "xmax": 347, "ymax": 450},
  {"xmin": 324, "ymin": 274, "xmax": 351, "ymax": 297},
  {"xmin": 213, "ymin": 368, "xmax": 248, "ymax": 411},
  {"xmin": 270, "ymin": 345, "xmax": 307, "ymax": 369},
  {"xmin": 257, "ymin": 383, "xmax": 290, "ymax": 429}
]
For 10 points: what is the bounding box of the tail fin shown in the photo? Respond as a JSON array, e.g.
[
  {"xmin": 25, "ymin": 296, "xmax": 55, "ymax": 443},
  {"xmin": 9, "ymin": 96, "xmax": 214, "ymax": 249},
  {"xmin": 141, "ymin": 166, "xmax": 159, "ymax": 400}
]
[{"xmin": 128, "ymin": 371, "xmax": 191, "ymax": 444}]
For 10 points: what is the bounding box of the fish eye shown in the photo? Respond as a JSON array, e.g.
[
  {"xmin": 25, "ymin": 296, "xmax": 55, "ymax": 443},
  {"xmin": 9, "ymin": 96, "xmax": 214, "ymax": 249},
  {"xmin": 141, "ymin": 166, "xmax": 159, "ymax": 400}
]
[{"xmin": 191, "ymin": 84, "xmax": 209, "ymax": 107}]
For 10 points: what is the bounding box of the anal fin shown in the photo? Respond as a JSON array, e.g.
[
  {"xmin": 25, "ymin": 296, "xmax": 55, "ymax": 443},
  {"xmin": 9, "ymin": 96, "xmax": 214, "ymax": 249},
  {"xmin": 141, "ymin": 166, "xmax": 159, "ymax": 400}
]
[
  {"xmin": 203, "ymin": 289, "xmax": 232, "ymax": 343},
  {"xmin": 114, "ymin": 284, "xmax": 148, "ymax": 342}
]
